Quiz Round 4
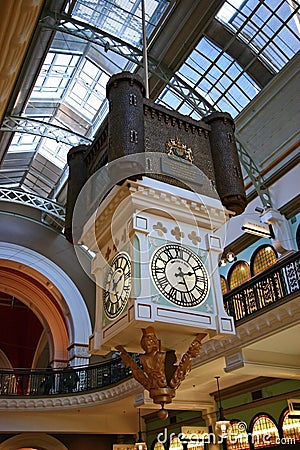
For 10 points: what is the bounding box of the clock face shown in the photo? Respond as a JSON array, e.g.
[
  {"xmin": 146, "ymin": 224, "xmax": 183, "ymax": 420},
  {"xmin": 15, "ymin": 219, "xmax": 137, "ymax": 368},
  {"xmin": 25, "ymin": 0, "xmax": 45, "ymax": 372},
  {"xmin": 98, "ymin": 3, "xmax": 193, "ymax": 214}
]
[
  {"xmin": 103, "ymin": 252, "xmax": 131, "ymax": 319},
  {"xmin": 150, "ymin": 243, "xmax": 209, "ymax": 307}
]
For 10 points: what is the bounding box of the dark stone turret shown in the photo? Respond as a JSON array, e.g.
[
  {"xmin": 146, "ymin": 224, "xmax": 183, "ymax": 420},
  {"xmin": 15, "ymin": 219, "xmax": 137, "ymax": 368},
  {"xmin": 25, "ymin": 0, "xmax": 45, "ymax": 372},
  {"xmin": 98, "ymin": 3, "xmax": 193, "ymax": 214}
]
[
  {"xmin": 203, "ymin": 112, "xmax": 247, "ymax": 215},
  {"xmin": 65, "ymin": 144, "xmax": 88, "ymax": 243},
  {"xmin": 106, "ymin": 72, "xmax": 145, "ymax": 162}
]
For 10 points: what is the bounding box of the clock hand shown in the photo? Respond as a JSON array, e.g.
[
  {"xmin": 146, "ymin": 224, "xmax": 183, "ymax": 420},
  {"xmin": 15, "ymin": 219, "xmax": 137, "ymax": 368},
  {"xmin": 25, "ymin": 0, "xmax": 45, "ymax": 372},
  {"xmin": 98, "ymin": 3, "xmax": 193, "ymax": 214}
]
[
  {"xmin": 174, "ymin": 267, "xmax": 193, "ymax": 278},
  {"xmin": 111, "ymin": 271, "xmax": 123, "ymax": 292},
  {"xmin": 174, "ymin": 267, "xmax": 192, "ymax": 293}
]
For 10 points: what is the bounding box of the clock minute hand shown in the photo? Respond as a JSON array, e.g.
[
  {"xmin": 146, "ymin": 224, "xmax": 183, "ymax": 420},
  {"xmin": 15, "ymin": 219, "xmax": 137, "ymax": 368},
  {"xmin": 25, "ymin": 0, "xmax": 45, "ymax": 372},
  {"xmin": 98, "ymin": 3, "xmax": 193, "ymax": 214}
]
[{"xmin": 174, "ymin": 267, "xmax": 191, "ymax": 292}]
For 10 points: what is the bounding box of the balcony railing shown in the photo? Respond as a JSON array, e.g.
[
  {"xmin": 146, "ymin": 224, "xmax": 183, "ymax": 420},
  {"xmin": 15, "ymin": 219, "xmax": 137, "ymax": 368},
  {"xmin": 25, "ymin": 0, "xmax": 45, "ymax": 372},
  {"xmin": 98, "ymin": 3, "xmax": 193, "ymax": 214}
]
[
  {"xmin": 223, "ymin": 250, "xmax": 300, "ymax": 322},
  {"xmin": 0, "ymin": 356, "xmax": 138, "ymax": 397}
]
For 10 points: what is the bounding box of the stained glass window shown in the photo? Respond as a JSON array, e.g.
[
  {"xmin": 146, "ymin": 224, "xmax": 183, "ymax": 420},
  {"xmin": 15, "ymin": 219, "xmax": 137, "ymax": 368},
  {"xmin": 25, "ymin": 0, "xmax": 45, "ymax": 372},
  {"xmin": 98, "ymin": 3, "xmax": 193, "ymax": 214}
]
[
  {"xmin": 227, "ymin": 420, "xmax": 250, "ymax": 450},
  {"xmin": 252, "ymin": 246, "xmax": 277, "ymax": 275},
  {"xmin": 221, "ymin": 275, "xmax": 228, "ymax": 294},
  {"xmin": 251, "ymin": 414, "xmax": 280, "ymax": 447},
  {"xmin": 281, "ymin": 409, "xmax": 300, "ymax": 442},
  {"xmin": 229, "ymin": 262, "xmax": 251, "ymax": 290}
]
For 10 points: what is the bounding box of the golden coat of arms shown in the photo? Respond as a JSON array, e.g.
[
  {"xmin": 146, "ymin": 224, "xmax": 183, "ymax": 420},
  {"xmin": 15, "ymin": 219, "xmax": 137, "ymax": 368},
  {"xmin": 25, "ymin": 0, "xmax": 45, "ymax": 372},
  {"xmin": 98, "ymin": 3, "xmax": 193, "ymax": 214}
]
[{"xmin": 166, "ymin": 137, "xmax": 194, "ymax": 163}]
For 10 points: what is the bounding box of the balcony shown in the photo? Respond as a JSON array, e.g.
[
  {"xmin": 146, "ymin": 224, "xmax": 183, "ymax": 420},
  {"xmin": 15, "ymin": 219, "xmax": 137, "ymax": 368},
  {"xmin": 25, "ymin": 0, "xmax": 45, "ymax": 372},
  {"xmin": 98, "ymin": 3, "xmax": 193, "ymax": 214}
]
[
  {"xmin": 0, "ymin": 251, "xmax": 299, "ymax": 398},
  {"xmin": 223, "ymin": 250, "xmax": 300, "ymax": 323}
]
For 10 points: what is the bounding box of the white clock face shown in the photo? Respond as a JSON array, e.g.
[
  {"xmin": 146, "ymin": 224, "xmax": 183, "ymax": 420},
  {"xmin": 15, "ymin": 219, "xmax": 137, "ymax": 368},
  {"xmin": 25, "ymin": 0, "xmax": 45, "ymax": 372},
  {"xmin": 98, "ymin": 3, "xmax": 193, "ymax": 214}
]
[
  {"xmin": 103, "ymin": 252, "xmax": 131, "ymax": 319},
  {"xmin": 150, "ymin": 243, "xmax": 210, "ymax": 307}
]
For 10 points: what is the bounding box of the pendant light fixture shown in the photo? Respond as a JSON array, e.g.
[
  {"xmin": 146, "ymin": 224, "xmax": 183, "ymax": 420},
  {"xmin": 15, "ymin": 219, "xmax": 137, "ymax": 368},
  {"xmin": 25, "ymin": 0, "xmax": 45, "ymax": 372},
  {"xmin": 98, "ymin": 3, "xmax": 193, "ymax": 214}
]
[
  {"xmin": 134, "ymin": 408, "xmax": 147, "ymax": 450},
  {"xmin": 215, "ymin": 376, "xmax": 231, "ymax": 438}
]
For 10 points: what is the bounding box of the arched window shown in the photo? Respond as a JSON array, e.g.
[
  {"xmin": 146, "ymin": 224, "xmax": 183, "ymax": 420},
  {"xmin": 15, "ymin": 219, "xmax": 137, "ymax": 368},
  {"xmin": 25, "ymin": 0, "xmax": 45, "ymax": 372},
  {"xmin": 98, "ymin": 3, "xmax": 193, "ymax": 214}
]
[
  {"xmin": 221, "ymin": 275, "xmax": 228, "ymax": 294},
  {"xmin": 251, "ymin": 414, "xmax": 279, "ymax": 447},
  {"xmin": 227, "ymin": 420, "xmax": 250, "ymax": 450},
  {"xmin": 251, "ymin": 245, "xmax": 277, "ymax": 276},
  {"xmin": 280, "ymin": 409, "xmax": 300, "ymax": 442},
  {"xmin": 228, "ymin": 262, "xmax": 251, "ymax": 290},
  {"xmin": 169, "ymin": 436, "xmax": 183, "ymax": 450}
]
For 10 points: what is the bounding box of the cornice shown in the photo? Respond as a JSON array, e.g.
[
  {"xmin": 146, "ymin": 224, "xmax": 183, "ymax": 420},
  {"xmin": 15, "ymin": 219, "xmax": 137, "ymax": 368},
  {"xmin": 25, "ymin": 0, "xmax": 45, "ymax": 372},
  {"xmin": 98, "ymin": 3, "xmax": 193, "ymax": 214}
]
[
  {"xmin": 0, "ymin": 378, "xmax": 141, "ymax": 412},
  {"xmin": 194, "ymin": 295, "xmax": 300, "ymax": 365}
]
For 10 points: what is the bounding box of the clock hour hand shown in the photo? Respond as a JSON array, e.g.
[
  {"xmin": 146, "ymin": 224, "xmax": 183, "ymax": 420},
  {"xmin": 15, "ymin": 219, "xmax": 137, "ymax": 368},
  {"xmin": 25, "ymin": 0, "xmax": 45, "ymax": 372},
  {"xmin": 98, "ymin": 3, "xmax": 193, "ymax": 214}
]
[
  {"xmin": 111, "ymin": 271, "xmax": 123, "ymax": 292},
  {"xmin": 175, "ymin": 267, "xmax": 193, "ymax": 280},
  {"xmin": 174, "ymin": 267, "xmax": 191, "ymax": 292}
]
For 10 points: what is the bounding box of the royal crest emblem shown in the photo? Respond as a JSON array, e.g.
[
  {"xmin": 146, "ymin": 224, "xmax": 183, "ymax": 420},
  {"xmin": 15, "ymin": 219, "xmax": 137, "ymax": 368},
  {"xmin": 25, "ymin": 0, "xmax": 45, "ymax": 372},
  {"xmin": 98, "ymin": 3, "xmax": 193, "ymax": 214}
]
[{"xmin": 166, "ymin": 137, "xmax": 194, "ymax": 163}]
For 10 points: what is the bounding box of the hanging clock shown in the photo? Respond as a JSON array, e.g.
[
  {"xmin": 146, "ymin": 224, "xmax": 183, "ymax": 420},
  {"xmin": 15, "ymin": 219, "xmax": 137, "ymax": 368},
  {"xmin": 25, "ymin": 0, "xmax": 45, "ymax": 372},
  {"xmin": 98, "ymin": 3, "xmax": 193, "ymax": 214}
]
[{"xmin": 150, "ymin": 243, "xmax": 210, "ymax": 307}]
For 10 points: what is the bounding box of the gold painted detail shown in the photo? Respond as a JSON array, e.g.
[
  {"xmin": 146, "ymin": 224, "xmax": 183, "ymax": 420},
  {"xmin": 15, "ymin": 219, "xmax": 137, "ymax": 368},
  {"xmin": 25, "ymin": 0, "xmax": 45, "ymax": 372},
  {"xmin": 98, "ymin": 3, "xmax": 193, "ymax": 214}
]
[
  {"xmin": 166, "ymin": 137, "xmax": 194, "ymax": 163},
  {"xmin": 116, "ymin": 327, "xmax": 207, "ymax": 407}
]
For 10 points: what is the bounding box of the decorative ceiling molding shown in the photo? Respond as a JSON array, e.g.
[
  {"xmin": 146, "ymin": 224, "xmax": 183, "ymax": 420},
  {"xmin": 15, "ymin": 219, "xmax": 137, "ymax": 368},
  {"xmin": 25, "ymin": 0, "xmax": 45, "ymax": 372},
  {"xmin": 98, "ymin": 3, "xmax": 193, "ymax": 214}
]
[{"xmin": 0, "ymin": 378, "xmax": 141, "ymax": 411}]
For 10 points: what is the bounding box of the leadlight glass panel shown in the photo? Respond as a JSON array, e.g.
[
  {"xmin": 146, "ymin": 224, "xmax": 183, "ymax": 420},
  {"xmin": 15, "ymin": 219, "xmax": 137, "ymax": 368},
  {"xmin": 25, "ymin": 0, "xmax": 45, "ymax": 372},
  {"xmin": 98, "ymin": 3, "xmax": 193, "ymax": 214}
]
[
  {"xmin": 187, "ymin": 444, "xmax": 204, "ymax": 450},
  {"xmin": 227, "ymin": 421, "xmax": 250, "ymax": 450},
  {"xmin": 221, "ymin": 276, "xmax": 228, "ymax": 294},
  {"xmin": 252, "ymin": 246, "xmax": 277, "ymax": 275},
  {"xmin": 251, "ymin": 414, "xmax": 280, "ymax": 447},
  {"xmin": 282, "ymin": 410, "xmax": 300, "ymax": 442},
  {"xmin": 229, "ymin": 262, "xmax": 251, "ymax": 290},
  {"xmin": 169, "ymin": 436, "xmax": 184, "ymax": 450}
]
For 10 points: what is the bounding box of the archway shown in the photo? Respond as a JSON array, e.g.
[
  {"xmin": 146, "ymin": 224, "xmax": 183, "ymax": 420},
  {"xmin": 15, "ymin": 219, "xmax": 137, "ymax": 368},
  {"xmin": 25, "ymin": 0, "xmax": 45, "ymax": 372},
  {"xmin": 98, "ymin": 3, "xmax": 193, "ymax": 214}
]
[
  {"xmin": 0, "ymin": 433, "xmax": 68, "ymax": 450},
  {"xmin": 0, "ymin": 242, "xmax": 92, "ymax": 366}
]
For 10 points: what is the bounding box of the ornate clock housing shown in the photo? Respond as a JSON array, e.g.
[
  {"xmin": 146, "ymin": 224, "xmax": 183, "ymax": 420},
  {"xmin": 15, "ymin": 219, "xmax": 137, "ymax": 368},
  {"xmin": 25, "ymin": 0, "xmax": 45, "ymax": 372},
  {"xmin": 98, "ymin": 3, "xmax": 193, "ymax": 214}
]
[
  {"xmin": 150, "ymin": 243, "xmax": 210, "ymax": 307},
  {"xmin": 103, "ymin": 252, "xmax": 131, "ymax": 319}
]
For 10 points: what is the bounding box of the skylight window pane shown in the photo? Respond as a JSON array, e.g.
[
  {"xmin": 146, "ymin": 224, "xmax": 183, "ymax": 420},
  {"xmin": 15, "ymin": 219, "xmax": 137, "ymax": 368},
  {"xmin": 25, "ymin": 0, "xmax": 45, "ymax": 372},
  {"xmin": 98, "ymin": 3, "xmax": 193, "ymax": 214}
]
[
  {"xmin": 157, "ymin": 89, "xmax": 182, "ymax": 110},
  {"xmin": 39, "ymin": 138, "xmax": 71, "ymax": 169},
  {"xmin": 218, "ymin": 75, "xmax": 232, "ymax": 90},
  {"xmin": 217, "ymin": 53, "xmax": 233, "ymax": 71},
  {"xmin": 86, "ymin": 93, "xmax": 102, "ymax": 112},
  {"xmin": 180, "ymin": 64, "xmax": 201, "ymax": 84},
  {"xmin": 33, "ymin": 52, "xmax": 80, "ymax": 99},
  {"xmin": 189, "ymin": 52, "xmax": 212, "ymax": 72},
  {"xmin": 217, "ymin": 0, "xmax": 300, "ymax": 73},
  {"xmin": 72, "ymin": 83, "xmax": 88, "ymax": 100},
  {"xmin": 71, "ymin": 0, "xmax": 171, "ymax": 47},
  {"xmin": 198, "ymin": 79, "xmax": 213, "ymax": 93},
  {"xmin": 198, "ymin": 39, "xmax": 220, "ymax": 62}
]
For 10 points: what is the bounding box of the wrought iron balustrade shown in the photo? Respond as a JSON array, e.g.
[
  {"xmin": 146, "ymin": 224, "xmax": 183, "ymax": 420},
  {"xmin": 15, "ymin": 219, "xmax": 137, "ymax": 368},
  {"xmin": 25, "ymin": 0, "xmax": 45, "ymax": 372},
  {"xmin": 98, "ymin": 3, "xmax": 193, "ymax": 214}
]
[
  {"xmin": 0, "ymin": 355, "xmax": 139, "ymax": 397},
  {"xmin": 223, "ymin": 251, "xmax": 300, "ymax": 322},
  {"xmin": 0, "ymin": 188, "xmax": 65, "ymax": 230}
]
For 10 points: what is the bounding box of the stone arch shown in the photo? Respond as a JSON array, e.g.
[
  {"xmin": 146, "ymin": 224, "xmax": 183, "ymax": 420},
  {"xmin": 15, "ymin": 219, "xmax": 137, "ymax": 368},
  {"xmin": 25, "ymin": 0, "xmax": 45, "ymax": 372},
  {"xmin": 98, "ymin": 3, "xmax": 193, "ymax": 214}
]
[
  {"xmin": 0, "ymin": 242, "xmax": 92, "ymax": 366},
  {"xmin": 0, "ymin": 433, "xmax": 68, "ymax": 450}
]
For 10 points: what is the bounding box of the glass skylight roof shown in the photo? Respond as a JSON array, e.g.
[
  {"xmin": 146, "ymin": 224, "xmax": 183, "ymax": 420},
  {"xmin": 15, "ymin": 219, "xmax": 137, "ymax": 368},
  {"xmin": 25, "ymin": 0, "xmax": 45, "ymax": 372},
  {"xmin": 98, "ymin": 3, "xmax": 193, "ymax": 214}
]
[
  {"xmin": 218, "ymin": 0, "xmax": 300, "ymax": 72},
  {"xmin": 158, "ymin": 0, "xmax": 299, "ymax": 119},
  {"xmin": 0, "ymin": 0, "xmax": 299, "ymax": 198},
  {"xmin": 71, "ymin": 0, "xmax": 170, "ymax": 47},
  {"xmin": 157, "ymin": 37, "xmax": 261, "ymax": 119}
]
